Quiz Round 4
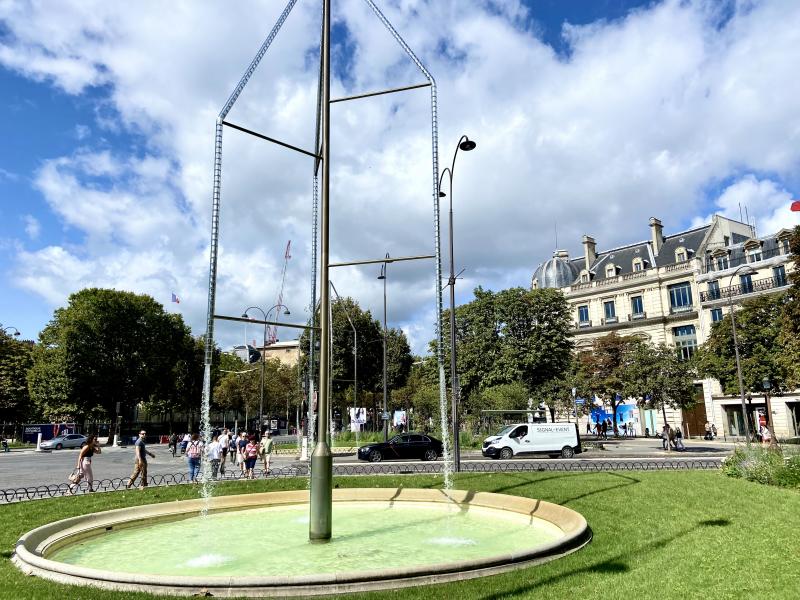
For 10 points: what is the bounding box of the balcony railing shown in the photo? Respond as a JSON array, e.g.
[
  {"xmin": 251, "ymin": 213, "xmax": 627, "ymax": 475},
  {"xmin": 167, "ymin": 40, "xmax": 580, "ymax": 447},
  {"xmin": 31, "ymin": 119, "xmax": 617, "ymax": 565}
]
[
  {"xmin": 699, "ymin": 275, "xmax": 787, "ymax": 302},
  {"xmin": 628, "ymin": 312, "xmax": 647, "ymax": 321},
  {"xmin": 670, "ymin": 304, "xmax": 694, "ymax": 315},
  {"xmin": 701, "ymin": 246, "xmax": 787, "ymax": 274},
  {"xmin": 664, "ymin": 261, "xmax": 692, "ymax": 273},
  {"xmin": 601, "ymin": 316, "xmax": 618, "ymax": 325},
  {"xmin": 577, "ymin": 320, "xmax": 592, "ymax": 328}
]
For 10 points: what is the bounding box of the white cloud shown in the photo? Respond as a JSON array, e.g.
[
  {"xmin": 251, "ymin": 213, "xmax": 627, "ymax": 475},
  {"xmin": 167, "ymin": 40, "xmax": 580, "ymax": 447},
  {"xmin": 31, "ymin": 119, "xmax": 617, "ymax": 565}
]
[
  {"xmin": 23, "ymin": 215, "xmax": 40, "ymax": 240},
  {"xmin": 693, "ymin": 175, "xmax": 800, "ymax": 235},
  {"xmin": 2, "ymin": 0, "xmax": 800, "ymax": 353},
  {"xmin": 74, "ymin": 124, "xmax": 90, "ymax": 140}
]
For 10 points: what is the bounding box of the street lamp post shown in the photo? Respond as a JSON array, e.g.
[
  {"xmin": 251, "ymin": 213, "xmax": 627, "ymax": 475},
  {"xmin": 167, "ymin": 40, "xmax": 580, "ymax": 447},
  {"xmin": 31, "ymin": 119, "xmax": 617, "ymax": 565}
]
[
  {"xmin": 438, "ymin": 135, "xmax": 476, "ymax": 472},
  {"xmin": 243, "ymin": 304, "xmax": 291, "ymax": 434},
  {"xmin": 727, "ymin": 265, "xmax": 756, "ymax": 444},
  {"xmin": 377, "ymin": 253, "xmax": 389, "ymax": 441},
  {"xmin": 1, "ymin": 325, "xmax": 21, "ymax": 337}
]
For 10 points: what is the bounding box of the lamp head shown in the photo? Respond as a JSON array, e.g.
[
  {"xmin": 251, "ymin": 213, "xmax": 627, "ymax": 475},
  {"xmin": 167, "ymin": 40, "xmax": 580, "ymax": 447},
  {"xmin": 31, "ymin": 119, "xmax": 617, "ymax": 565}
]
[
  {"xmin": 283, "ymin": 308, "xmax": 291, "ymax": 315},
  {"xmin": 241, "ymin": 312, "xmax": 249, "ymax": 318},
  {"xmin": 377, "ymin": 274, "xmax": 385, "ymax": 280},
  {"xmin": 438, "ymin": 191, "xmax": 447, "ymax": 198},
  {"xmin": 459, "ymin": 137, "xmax": 477, "ymax": 151}
]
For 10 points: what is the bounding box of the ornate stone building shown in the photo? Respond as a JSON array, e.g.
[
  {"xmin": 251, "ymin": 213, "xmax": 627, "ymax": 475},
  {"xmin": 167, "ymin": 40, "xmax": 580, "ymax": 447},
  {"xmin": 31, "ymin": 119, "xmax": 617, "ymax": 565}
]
[{"xmin": 532, "ymin": 215, "xmax": 797, "ymax": 438}]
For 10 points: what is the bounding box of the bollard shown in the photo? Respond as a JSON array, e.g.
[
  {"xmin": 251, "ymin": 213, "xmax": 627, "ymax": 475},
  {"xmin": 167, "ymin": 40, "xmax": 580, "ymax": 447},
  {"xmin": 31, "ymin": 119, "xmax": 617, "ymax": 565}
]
[{"xmin": 36, "ymin": 433, "xmax": 42, "ymax": 452}]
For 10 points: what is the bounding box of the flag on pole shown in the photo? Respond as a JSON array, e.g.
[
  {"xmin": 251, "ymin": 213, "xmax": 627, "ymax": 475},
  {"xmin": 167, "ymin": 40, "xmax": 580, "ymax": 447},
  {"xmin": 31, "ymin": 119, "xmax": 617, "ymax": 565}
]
[{"xmin": 171, "ymin": 292, "xmax": 180, "ymax": 304}]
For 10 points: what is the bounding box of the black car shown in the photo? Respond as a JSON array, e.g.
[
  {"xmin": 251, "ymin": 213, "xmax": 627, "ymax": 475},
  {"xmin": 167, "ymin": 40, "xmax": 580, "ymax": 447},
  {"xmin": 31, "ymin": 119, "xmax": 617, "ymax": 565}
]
[{"xmin": 357, "ymin": 433, "xmax": 443, "ymax": 462}]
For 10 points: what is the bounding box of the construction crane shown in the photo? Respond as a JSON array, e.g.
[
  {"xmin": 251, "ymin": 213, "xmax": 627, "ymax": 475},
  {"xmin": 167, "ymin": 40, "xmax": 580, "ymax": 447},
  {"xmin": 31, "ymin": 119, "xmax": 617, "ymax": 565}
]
[{"xmin": 267, "ymin": 239, "xmax": 292, "ymax": 344}]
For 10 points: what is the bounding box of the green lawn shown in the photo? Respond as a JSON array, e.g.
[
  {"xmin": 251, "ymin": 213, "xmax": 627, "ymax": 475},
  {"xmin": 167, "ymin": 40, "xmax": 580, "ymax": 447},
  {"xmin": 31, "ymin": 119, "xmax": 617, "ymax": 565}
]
[{"xmin": 1, "ymin": 471, "xmax": 797, "ymax": 599}]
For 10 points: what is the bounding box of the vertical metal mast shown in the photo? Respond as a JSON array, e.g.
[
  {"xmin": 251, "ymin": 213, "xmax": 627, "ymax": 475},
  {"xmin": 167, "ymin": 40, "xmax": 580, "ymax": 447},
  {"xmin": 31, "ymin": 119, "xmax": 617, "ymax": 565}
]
[{"xmin": 310, "ymin": 0, "xmax": 333, "ymax": 542}]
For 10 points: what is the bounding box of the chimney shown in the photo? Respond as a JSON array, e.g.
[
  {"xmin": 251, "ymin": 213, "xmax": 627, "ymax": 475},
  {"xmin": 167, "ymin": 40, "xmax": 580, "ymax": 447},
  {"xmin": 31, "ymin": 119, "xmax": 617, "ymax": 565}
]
[
  {"xmin": 555, "ymin": 249, "xmax": 569, "ymax": 259},
  {"xmin": 582, "ymin": 235, "xmax": 597, "ymax": 271},
  {"xmin": 649, "ymin": 217, "xmax": 664, "ymax": 256}
]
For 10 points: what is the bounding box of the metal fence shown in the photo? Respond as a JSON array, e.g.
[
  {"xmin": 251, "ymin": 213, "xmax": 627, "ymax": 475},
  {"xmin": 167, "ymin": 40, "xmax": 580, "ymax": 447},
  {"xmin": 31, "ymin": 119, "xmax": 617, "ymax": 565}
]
[{"xmin": 0, "ymin": 458, "xmax": 723, "ymax": 504}]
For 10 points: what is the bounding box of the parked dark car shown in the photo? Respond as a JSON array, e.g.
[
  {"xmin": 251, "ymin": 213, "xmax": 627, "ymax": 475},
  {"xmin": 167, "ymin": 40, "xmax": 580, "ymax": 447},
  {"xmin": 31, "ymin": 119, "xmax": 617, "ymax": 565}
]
[{"xmin": 357, "ymin": 433, "xmax": 443, "ymax": 462}]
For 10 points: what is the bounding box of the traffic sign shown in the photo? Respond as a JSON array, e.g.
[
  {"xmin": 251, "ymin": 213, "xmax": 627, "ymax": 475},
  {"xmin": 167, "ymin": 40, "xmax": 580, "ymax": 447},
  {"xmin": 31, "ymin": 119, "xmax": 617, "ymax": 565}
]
[{"xmin": 381, "ymin": 411, "xmax": 391, "ymax": 420}]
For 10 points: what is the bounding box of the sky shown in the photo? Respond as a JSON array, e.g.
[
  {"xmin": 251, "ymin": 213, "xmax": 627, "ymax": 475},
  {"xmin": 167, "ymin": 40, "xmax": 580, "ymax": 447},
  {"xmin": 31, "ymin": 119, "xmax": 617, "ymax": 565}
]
[{"xmin": 1, "ymin": 0, "xmax": 799, "ymax": 356}]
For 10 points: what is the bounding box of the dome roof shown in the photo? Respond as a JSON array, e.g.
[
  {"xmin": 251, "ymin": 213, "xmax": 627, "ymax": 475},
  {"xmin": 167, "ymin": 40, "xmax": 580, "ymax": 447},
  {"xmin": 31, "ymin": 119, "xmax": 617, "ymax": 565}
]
[{"xmin": 532, "ymin": 251, "xmax": 577, "ymax": 289}]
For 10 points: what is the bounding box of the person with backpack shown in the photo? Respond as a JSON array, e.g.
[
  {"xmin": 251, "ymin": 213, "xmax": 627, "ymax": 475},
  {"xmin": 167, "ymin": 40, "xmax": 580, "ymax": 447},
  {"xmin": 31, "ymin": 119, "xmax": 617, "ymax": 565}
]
[
  {"xmin": 186, "ymin": 433, "xmax": 203, "ymax": 483},
  {"xmin": 206, "ymin": 434, "xmax": 222, "ymax": 479},
  {"xmin": 244, "ymin": 435, "xmax": 259, "ymax": 479},
  {"xmin": 168, "ymin": 432, "xmax": 178, "ymax": 457},
  {"xmin": 237, "ymin": 431, "xmax": 248, "ymax": 473}
]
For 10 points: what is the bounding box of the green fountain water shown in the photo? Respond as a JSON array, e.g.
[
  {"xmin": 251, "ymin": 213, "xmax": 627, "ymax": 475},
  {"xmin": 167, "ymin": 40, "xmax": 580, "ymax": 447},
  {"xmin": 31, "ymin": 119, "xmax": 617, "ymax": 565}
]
[{"xmin": 50, "ymin": 501, "xmax": 562, "ymax": 577}]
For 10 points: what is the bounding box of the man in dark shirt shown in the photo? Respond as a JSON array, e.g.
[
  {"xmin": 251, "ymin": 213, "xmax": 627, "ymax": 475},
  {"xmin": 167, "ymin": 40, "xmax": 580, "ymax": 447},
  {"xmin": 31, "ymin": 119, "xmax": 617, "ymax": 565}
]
[{"xmin": 127, "ymin": 430, "xmax": 155, "ymax": 489}]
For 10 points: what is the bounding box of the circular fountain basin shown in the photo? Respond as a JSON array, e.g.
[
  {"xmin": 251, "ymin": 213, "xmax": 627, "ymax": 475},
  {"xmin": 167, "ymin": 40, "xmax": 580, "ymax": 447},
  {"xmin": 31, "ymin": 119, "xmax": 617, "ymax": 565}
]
[{"xmin": 13, "ymin": 488, "xmax": 590, "ymax": 597}]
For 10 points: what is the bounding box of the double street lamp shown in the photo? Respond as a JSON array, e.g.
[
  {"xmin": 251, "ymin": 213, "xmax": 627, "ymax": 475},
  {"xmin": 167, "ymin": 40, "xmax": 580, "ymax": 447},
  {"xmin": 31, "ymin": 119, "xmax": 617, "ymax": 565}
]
[
  {"xmin": 438, "ymin": 135, "xmax": 476, "ymax": 472},
  {"xmin": 242, "ymin": 304, "xmax": 291, "ymax": 433},
  {"xmin": 1, "ymin": 325, "xmax": 21, "ymax": 337},
  {"xmin": 727, "ymin": 264, "xmax": 755, "ymax": 444}
]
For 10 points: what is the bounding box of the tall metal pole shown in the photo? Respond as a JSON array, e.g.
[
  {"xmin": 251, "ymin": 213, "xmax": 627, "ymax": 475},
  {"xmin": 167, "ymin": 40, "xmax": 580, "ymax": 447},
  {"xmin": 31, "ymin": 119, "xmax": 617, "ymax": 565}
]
[
  {"xmin": 728, "ymin": 266, "xmax": 753, "ymax": 445},
  {"xmin": 447, "ymin": 188, "xmax": 460, "ymax": 471},
  {"xmin": 310, "ymin": 0, "xmax": 333, "ymax": 542},
  {"xmin": 382, "ymin": 258, "xmax": 389, "ymax": 441}
]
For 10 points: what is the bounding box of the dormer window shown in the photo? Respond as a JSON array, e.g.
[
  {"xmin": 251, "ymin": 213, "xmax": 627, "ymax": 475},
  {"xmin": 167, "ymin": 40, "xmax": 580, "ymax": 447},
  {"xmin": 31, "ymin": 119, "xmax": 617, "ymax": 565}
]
[
  {"xmin": 675, "ymin": 246, "xmax": 687, "ymax": 263},
  {"xmin": 775, "ymin": 231, "xmax": 791, "ymax": 255},
  {"xmin": 579, "ymin": 269, "xmax": 591, "ymax": 284},
  {"xmin": 605, "ymin": 264, "xmax": 617, "ymax": 278},
  {"xmin": 632, "ymin": 258, "xmax": 644, "ymax": 272},
  {"xmin": 747, "ymin": 248, "xmax": 762, "ymax": 263}
]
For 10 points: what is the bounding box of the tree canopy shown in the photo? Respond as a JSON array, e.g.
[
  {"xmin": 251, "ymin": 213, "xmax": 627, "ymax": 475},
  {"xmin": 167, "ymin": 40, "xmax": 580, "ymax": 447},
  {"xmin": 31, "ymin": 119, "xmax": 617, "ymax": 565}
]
[{"xmin": 27, "ymin": 288, "xmax": 197, "ymax": 426}]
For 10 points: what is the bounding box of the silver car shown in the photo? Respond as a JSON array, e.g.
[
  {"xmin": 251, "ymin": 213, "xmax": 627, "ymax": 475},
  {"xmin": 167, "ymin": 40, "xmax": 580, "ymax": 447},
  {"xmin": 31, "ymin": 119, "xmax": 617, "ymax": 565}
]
[{"xmin": 40, "ymin": 433, "xmax": 87, "ymax": 450}]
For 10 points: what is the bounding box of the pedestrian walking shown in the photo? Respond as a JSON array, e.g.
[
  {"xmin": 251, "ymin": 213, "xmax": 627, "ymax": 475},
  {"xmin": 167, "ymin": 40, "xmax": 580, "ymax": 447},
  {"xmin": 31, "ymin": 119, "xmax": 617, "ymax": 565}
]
[
  {"xmin": 760, "ymin": 424, "xmax": 772, "ymax": 447},
  {"xmin": 244, "ymin": 436, "xmax": 259, "ymax": 479},
  {"xmin": 621, "ymin": 422, "xmax": 628, "ymax": 437},
  {"xmin": 662, "ymin": 424, "xmax": 672, "ymax": 451},
  {"xmin": 627, "ymin": 421, "xmax": 634, "ymax": 437},
  {"xmin": 1, "ymin": 434, "xmax": 9, "ymax": 452},
  {"xmin": 180, "ymin": 432, "xmax": 190, "ymax": 455},
  {"xmin": 674, "ymin": 425, "xmax": 685, "ymax": 451},
  {"xmin": 127, "ymin": 430, "xmax": 155, "ymax": 489},
  {"xmin": 186, "ymin": 433, "xmax": 203, "ymax": 483},
  {"xmin": 259, "ymin": 431, "xmax": 274, "ymax": 475},
  {"xmin": 206, "ymin": 434, "xmax": 221, "ymax": 479},
  {"xmin": 69, "ymin": 434, "xmax": 101, "ymax": 494},
  {"xmin": 217, "ymin": 428, "xmax": 229, "ymax": 475},
  {"xmin": 228, "ymin": 433, "xmax": 237, "ymax": 465},
  {"xmin": 585, "ymin": 421, "xmax": 591, "ymax": 435},
  {"xmin": 237, "ymin": 431, "xmax": 248, "ymax": 473},
  {"xmin": 169, "ymin": 432, "xmax": 178, "ymax": 457},
  {"xmin": 601, "ymin": 421, "xmax": 608, "ymax": 440}
]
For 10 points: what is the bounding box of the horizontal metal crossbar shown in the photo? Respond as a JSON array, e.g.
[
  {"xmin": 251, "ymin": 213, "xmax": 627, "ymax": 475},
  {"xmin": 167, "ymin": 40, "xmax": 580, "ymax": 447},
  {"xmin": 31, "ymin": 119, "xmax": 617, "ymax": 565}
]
[
  {"xmin": 330, "ymin": 82, "xmax": 431, "ymax": 104},
  {"xmin": 222, "ymin": 120, "xmax": 321, "ymax": 159},
  {"xmin": 0, "ymin": 458, "xmax": 724, "ymax": 504},
  {"xmin": 214, "ymin": 314, "xmax": 319, "ymax": 330},
  {"xmin": 329, "ymin": 254, "xmax": 435, "ymax": 268}
]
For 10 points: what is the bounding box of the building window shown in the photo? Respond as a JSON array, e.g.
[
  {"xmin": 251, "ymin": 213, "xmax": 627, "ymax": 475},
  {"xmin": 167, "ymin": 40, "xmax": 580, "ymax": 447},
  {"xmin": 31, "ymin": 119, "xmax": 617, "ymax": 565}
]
[
  {"xmin": 631, "ymin": 296, "xmax": 644, "ymax": 317},
  {"xmin": 578, "ymin": 305, "xmax": 589, "ymax": 325},
  {"xmin": 668, "ymin": 282, "xmax": 693, "ymax": 312},
  {"xmin": 740, "ymin": 273, "xmax": 753, "ymax": 294},
  {"xmin": 707, "ymin": 280, "xmax": 720, "ymax": 300},
  {"xmin": 676, "ymin": 251, "xmax": 686, "ymax": 262},
  {"xmin": 724, "ymin": 235, "xmax": 730, "ymax": 246},
  {"xmin": 633, "ymin": 260, "xmax": 643, "ymax": 272},
  {"xmin": 673, "ymin": 325, "xmax": 697, "ymax": 360},
  {"xmin": 747, "ymin": 248, "xmax": 762, "ymax": 263},
  {"xmin": 580, "ymin": 272, "xmax": 590, "ymax": 283},
  {"xmin": 715, "ymin": 256, "xmax": 729, "ymax": 270},
  {"xmin": 604, "ymin": 300, "xmax": 617, "ymax": 323},
  {"xmin": 710, "ymin": 308, "xmax": 723, "ymax": 323},
  {"xmin": 778, "ymin": 238, "xmax": 790, "ymax": 254},
  {"xmin": 774, "ymin": 265, "xmax": 787, "ymax": 287},
  {"xmin": 606, "ymin": 265, "xmax": 616, "ymax": 278}
]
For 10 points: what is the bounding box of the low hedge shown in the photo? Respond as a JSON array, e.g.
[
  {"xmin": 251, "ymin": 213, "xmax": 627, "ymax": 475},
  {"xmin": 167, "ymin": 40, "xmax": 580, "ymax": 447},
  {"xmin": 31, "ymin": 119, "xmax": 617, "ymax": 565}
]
[{"xmin": 722, "ymin": 446, "xmax": 800, "ymax": 488}]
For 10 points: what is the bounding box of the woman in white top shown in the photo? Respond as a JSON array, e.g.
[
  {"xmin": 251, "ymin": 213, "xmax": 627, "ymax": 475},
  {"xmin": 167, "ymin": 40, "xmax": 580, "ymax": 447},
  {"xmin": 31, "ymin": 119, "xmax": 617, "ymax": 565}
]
[{"xmin": 69, "ymin": 434, "xmax": 101, "ymax": 493}]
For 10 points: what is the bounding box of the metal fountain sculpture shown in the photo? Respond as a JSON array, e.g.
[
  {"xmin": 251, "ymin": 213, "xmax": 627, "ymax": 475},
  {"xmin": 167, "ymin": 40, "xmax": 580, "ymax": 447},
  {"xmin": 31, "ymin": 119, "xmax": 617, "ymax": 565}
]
[{"xmin": 200, "ymin": 0, "xmax": 449, "ymax": 541}]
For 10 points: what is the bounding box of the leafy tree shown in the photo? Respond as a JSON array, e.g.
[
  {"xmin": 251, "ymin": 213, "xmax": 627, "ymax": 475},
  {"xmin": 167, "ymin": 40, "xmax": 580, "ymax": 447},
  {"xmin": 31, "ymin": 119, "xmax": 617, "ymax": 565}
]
[
  {"xmin": 576, "ymin": 333, "xmax": 640, "ymax": 431},
  {"xmin": 440, "ymin": 286, "xmax": 574, "ymax": 407},
  {"xmin": 299, "ymin": 296, "xmax": 413, "ymax": 400},
  {"xmin": 696, "ymin": 293, "xmax": 788, "ymax": 395},
  {"xmin": 0, "ymin": 332, "xmax": 34, "ymax": 427},
  {"xmin": 27, "ymin": 288, "xmax": 195, "ymax": 439},
  {"xmin": 778, "ymin": 226, "xmax": 800, "ymax": 387},
  {"xmin": 624, "ymin": 342, "xmax": 697, "ymax": 422}
]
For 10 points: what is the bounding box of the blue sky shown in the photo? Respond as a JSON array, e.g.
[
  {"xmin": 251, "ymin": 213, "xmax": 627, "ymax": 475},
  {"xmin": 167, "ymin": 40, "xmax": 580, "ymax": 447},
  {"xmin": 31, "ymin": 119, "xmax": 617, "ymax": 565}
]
[{"xmin": 1, "ymin": 0, "xmax": 798, "ymax": 351}]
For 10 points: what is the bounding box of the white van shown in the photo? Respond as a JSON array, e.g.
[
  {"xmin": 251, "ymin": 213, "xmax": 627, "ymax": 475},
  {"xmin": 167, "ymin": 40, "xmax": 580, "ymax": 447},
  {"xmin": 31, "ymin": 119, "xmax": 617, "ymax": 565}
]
[{"xmin": 482, "ymin": 423, "xmax": 582, "ymax": 459}]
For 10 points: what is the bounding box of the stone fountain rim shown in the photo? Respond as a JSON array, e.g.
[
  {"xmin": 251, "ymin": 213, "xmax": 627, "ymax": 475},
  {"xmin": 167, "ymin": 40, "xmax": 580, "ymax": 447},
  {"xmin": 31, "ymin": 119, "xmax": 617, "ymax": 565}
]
[{"xmin": 13, "ymin": 487, "xmax": 591, "ymax": 597}]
